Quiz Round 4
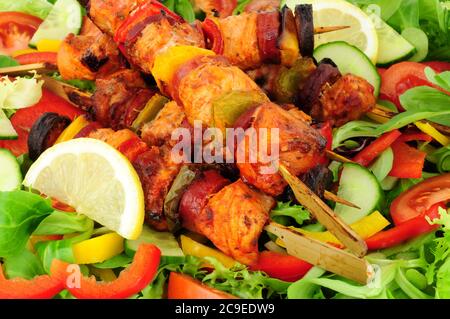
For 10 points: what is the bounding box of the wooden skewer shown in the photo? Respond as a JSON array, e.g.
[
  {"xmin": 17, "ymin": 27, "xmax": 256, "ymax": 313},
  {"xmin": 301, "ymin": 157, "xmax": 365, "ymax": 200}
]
[
  {"xmin": 325, "ymin": 150, "xmax": 354, "ymax": 163},
  {"xmin": 314, "ymin": 25, "xmax": 350, "ymax": 34},
  {"xmin": 266, "ymin": 222, "xmax": 374, "ymax": 284},
  {"xmin": 324, "ymin": 190, "xmax": 360, "ymax": 209},
  {"xmin": 0, "ymin": 63, "xmax": 57, "ymax": 76},
  {"xmin": 279, "ymin": 164, "xmax": 367, "ymax": 257}
]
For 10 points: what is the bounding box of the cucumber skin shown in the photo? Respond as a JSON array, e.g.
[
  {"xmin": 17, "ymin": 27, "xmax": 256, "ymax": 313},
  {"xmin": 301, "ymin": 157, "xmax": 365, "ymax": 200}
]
[
  {"xmin": 313, "ymin": 41, "xmax": 381, "ymax": 97},
  {"xmin": 376, "ymin": 50, "xmax": 416, "ymax": 67},
  {"xmin": 335, "ymin": 163, "xmax": 385, "ymax": 224}
]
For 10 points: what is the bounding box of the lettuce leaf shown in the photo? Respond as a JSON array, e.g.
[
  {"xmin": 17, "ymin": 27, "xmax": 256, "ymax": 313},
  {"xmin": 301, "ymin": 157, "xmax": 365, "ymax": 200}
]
[{"xmin": 0, "ymin": 0, "xmax": 53, "ymax": 20}]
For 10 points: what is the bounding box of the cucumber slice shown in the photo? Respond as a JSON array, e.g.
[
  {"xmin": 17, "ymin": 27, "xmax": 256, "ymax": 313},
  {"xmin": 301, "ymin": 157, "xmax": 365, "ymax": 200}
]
[
  {"xmin": 335, "ymin": 163, "xmax": 384, "ymax": 224},
  {"xmin": 125, "ymin": 225, "xmax": 184, "ymax": 258},
  {"xmin": 401, "ymin": 28, "xmax": 429, "ymax": 62},
  {"xmin": 374, "ymin": 16, "xmax": 416, "ymax": 66},
  {"xmin": 0, "ymin": 148, "xmax": 23, "ymax": 191},
  {"xmin": 313, "ymin": 41, "xmax": 381, "ymax": 96},
  {"xmin": 0, "ymin": 110, "xmax": 17, "ymax": 140},
  {"xmin": 29, "ymin": 0, "xmax": 83, "ymax": 48}
]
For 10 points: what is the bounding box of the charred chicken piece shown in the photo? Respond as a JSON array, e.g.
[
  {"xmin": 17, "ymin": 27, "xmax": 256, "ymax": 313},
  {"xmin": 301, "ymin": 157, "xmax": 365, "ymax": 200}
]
[
  {"xmin": 88, "ymin": 0, "xmax": 147, "ymax": 35},
  {"xmin": 300, "ymin": 164, "xmax": 333, "ymax": 199},
  {"xmin": 236, "ymin": 102, "xmax": 326, "ymax": 197},
  {"xmin": 313, "ymin": 74, "xmax": 376, "ymax": 127},
  {"xmin": 141, "ymin": 101, "xmax": 187, "ymax": 148},
  {"xmin": 174, "ymin": 55, "xmax": 265, "ymax": 127},
  {"xmin": 91, "ymin": 69, "xmax": 155, "ymax": 130},
  {"xmin": 201, "ymin": 180, "xmax": 275, "ymax": 265},
  {"xmin": 57, "ymin": 33, "xmax": 123, "ymax": 81}
]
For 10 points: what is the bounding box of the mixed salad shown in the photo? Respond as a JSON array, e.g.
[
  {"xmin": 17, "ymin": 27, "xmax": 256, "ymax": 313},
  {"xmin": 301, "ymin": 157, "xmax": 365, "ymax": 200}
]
[{"xmin": 0, "ymin": 0, "xmax": 449, "ymax": 300}]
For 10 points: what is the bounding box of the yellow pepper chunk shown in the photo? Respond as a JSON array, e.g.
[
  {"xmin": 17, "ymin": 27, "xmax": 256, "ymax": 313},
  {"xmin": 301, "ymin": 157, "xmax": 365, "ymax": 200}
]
[
  {"xmin": 152, "ymin": 45, "xmax": 215, "ymax": 91},
  {"xmin": 55, "ymin": 115, "xmax": 90, "ymax": 144},
  {"xmin": 415, "ymin": 121, "xmax": 450, "ymax": 146},
  {"xmin": 73, "ymin": 232, "xmax": 124, "ymax": 264},
  {"xmin": 36, "ymin": 39, "xmax": 62, "ymax": 52},
  {"xmin": 180, "ymin": 235, "xmax": 237, "ymax": 268},
  {"xmin": 11, "ymin": 49, "xmax": 38, "ymax": 57},
  {"xmin": 277, "ymin": 211, "xmax": 390, "ymax": 247}
]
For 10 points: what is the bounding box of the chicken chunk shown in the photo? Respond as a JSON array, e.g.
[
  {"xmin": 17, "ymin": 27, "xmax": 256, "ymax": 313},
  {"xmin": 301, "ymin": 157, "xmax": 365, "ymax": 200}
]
[
  {"xmin": 57, "ymin": 33, "xmax": 123, "ymax": 81},
  {"xmin": 313, "ymin": 74, "xmax": 376, "ymax": 127},
  {"xmin": 236, "ymin": 102, "xmax": 326, "ymax": 196},
  {"xmin": 200, "ymin": 180, "xmax": 275, "ymax": 265}
]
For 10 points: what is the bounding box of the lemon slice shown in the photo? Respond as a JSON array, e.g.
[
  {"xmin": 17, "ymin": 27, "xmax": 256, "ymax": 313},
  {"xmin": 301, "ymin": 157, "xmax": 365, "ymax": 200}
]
[
  {"xmin": 285, "ymin": 0, "xmax": 379, "ymax": 63},
  {"xmin": 23, "ymin": 138, "xmax": 144, "ymax": 240}
]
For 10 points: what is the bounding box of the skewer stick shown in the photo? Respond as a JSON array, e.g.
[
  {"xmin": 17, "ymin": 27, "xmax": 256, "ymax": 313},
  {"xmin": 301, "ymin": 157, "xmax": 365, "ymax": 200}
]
[
  {"xmin": 266, "ymin": 222, "xmax": 373, "ymax": 284},
  {"xmin": 325, "ymin": 150, "xmax": 354, "ymax": 163},
  {"xmin": 0, "ymin": 63, "xmax": 57, "ymax": 76},
  {"xmin": 279, "ymin": 164, "xmax": 367, "ymax": 257},
  {"xmin": 314, "ymin": 25, "xmax": 350, "ymax": 34},
  {"xmin": 324, "ymin": 190, "xmax": 360, "ymax": 209}
]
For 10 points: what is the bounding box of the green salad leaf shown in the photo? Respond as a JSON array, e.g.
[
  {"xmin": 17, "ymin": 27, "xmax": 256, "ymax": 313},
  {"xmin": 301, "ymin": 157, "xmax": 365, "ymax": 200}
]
[
  {"xmin": 0, "ymin": 0, "xmax": 53, "ymax": 20},
  {"xmin": 3, "ymin": 248, "xmax": 45, "ymax": 280},
  {"xmin": 33, "ymin": 210, "xmax": 93, "ymax": 235},
  {"xmin": 332, "ymin": 121, "xmax": 380, "ymax": 149},
  {"xmin": 93, "ymin": 254, "xmax": 132, "ymax": 269},
  {"xmin": 0, "ymin": 56, "xmax": 19, "ymax": 68},
  {"xmin": 0, "ymin": 191, "xmax": 53, "ymax": 257},
  {"xmin": 270, "ymin": 201, "xmax": 310, "ymax": 226}
]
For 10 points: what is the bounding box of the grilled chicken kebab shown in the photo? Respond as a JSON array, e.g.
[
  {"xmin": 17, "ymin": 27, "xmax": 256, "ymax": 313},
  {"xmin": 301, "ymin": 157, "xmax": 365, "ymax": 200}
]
[{"xmin": 33, "ymin": 2, "xmax": 377, "ymax": 265}]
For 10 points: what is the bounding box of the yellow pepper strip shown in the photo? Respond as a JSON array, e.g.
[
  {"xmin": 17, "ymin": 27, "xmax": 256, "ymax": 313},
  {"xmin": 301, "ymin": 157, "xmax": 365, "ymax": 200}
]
[
  {"xmin": 11, "ymin": 49, "xmax": 38, "ymax": 57},
  {"xmin": 180, "ymin": 235, "xmax": 237, "ymax": 268},
  {"xmin": 415, "ymin": 121, "xmax": 450, "ymax": 146},
  {"xmin": 55, "ymin": 115, "xmax": 90, "ymax": 144},
  {"xmin": 36, "ymin": 39, "xmax": 62, "ymax": 52},
  {"xmin": 90, "ymin": 267, "xmax": 117, "ymax": 282},
  {"xmin": 276, "ymin": 211, "xmax": 390, "ymax": 248},
  {"xmin": 152, "ymin": 45, "xmax": 215, "ymax": 91},
  {"xmin": 73, "ymin": 232, "xmax": 124, "ymax": 264}
]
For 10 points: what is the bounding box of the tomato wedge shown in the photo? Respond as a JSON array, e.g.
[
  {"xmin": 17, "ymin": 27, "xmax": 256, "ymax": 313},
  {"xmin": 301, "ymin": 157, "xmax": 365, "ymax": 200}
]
[
  {"xmin": 168, "ymin": 272, "xmax": 237, "ymax": 299},
  {"xmin": 366, "ymin": 203, "xmax": 445, "ymax": 250},
  {"xmin": 0, "ymin": 89, "xmax": 84, "ymax": 156},
  {"xmin": 51, "ymin": 244, "xmax": 161, "ymax": 299},
  {"xmin": 0, "ymin": 12, "xmax": 42, "ymax": 55},
  {"xmin": 352, "ymin": 130, "xmax": 401, "ymax": 167},
  {"xmin": 250, "ymin": 251, "xmax": 312, "ymax": 282},
  {"xmin": 0, "ymin": 263, "xmax": 64, "ymax": 299},
  {"xmin": 15, "ymin": 52, "xmax": 58, "ymax": 65},
  {"xmin": 390, "ymin": 174, "xmax": 450, "ymax": 226},
  {"xmin": 380, "ymin": 62, "xmax": 449, "ymax": 111}
]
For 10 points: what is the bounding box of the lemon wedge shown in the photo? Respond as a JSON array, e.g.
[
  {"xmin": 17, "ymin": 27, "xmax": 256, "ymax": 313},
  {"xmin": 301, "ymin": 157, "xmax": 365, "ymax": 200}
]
[
  {"xmin": 23, "ymin": 138, "xmax": 145, "ymax": 240},
  {"xmin": 285, "ymin": 0, "xmax": 379, "ymax": 63}
]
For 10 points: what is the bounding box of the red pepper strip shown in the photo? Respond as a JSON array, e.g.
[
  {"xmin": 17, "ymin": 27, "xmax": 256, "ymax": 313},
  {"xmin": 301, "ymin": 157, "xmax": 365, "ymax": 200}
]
[
  {"xmin": 250, "ymin": 251, "xmax": 313, "ymax": 282},
  {"xmin": 0, "ymin": 263, "xmax": 64, "ymax": 299},
  {"xmin": 51, "ymin": 244, "xmax": 161, "ymax": 299},
  {"xmin": 396, "ymin": 132, "xmax": 433, "ymax": 143},
  {"xmin": 315, "ymin": 121, "xmax": 332, "ymax": 166},
  {"xmin": 202, "ymin": 18, "xmax": 224, "ymax": 55},
  {"xmin": 353, "ymin": 130, "xmax": 402, "ymax": 166},
  {"xmin": 366, "ymin": 203, "xmax": 444, "ymax": 251},
  {"xmin": 117, "ymin": 137, "xmax": 149, "ymax": 163},
  {"xmin": 114, "ymin": 0, "xmax": 182, "ymax": 51},
  {"xmin": 389, "ymin": 140, "xmax": 426, "ymax": 179},
  {"xmin": 15, "ymin": 52, "xmax": 58, "ymax": 65}
]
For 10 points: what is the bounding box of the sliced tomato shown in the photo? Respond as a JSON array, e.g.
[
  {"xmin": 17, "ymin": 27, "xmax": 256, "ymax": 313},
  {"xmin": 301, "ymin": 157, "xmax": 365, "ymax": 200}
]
[
  {"xmin": 0, "ymin": 89, "xmax": 84, "ymax": 156},
  {"xmin": 380, "ymin": 62, "xmax": 449, "ymax": 111},
  {"xmin": 52, "ymin": 244, "xmax": 161, "ymax": 299},
  {"xmin": 352, "ymin": 130, "xmax": 401, "ymax": 167},
  {"xmin": 0, "ymin": 12, "xmax": 42, "ymax": 55},
  {"xmin": 0, "ymin": 263, "xmax": 64, "ymax": 299},
  {"xmin": 168, "ymin": 272, "xmax": 237, "ymax": 299},
  {"xmin": 390, "ymin": 174, "xmax": 450, "ymax": 226},
  {"xmin": 15, "ymin": 52, "xmax": 57, "ymax": 65},
  {"xmin": 422, "ymin": 61, "xmax": 450, "ymax": 73},
  {"xmin": 250, "ymin": 251, "xmax": 312, "ymax": 282},
  {"xmin": 388, "ymin": 140, "xmax": 426, "ymax": 179}
]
